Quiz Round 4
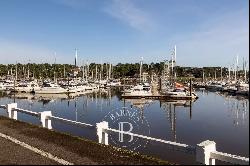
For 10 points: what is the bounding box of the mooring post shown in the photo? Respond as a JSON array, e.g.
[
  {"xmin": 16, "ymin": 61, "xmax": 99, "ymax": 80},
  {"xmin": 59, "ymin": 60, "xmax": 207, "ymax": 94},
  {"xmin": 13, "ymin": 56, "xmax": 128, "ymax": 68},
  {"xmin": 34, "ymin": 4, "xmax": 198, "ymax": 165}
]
[
  {"xmin": 39, "ymin": 111, "xmax": 52, "ymax": 129},
  {"xmin": 6, "ymin": 103, "xmax": 17, "ymax": 120},
  {"xmin": 96, "ymin": 121, "xmax": 109, "ymax": 145},
  {"xmin": 196, "ymin": 140, "xmax": 216, "ymax": 165}
]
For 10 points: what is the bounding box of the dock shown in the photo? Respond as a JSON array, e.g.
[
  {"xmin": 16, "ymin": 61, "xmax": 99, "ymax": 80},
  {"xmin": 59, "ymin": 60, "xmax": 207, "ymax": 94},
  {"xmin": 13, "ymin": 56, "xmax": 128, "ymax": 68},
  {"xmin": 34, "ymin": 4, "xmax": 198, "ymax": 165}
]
[{"xmin": 121, "ymin": 95, "xmax": 198, "ymax": 100}]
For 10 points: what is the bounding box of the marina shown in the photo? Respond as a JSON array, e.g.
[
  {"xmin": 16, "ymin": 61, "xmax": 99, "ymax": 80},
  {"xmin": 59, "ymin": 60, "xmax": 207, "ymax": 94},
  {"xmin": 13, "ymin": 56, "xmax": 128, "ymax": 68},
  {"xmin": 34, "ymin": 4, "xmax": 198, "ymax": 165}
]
[
  {"xmin": 0, "ymin": 87, "xmax": 248, "ymax": 164},
  {"xmin": 0, "ymin": 45, "xmax": 248, "ymax": 165},
  {"xmin": 0, "ymin": 0, "xmax": 249, "ymax": 164}
]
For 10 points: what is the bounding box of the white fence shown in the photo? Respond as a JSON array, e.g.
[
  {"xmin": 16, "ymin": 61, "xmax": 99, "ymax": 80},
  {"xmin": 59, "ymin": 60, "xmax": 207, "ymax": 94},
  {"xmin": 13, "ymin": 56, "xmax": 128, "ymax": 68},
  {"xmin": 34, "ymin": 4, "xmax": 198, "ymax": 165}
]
[{"xmin": 0, "ymin": 103, "xmax": 249, "ymax": 165}]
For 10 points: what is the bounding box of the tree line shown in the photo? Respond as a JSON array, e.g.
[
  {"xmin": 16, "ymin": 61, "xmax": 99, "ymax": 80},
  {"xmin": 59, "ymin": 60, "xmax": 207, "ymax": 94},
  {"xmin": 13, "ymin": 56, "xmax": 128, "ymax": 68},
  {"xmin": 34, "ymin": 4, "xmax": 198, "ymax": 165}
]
[{"xmin": 0, "ymin": 63, "xmax": 247, "ymax": 80}]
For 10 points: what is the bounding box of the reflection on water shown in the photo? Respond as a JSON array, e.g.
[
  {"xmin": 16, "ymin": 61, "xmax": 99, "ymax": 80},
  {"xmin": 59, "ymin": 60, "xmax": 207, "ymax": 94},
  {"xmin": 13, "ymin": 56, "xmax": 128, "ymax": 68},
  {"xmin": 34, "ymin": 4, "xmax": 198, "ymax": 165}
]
[
  {"xmin": 223, "ymin": 95, "xmax": 248, "ymax": 126},
  {"xmin": 0, "ymin": 89, "xmax": 248, "ymax": 164}
]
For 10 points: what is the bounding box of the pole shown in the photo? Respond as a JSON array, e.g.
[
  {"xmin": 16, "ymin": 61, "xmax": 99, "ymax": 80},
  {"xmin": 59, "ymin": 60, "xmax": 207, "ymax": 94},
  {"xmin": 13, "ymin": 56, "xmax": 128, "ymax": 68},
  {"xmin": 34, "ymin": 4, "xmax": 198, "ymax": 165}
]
[
  {"xmin": 221, "ymin": 67, "xmax": 222, "ymax": 82},
  {"xmin": 64, "ymin": 65, "xmax": 65, "ymax": 78},
  {"xmin": 95, "ymin": 65, "xmax": 97, "ymax": 81},
  {"xmin": 189, "ymin": 78, "xmax": 192, "ymax": 96}
]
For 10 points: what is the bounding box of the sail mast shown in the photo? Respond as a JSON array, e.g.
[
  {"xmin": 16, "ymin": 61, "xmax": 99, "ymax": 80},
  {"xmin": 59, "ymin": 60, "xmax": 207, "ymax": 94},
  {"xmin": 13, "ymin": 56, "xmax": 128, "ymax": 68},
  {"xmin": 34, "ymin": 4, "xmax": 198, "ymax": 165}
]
[
  {"xmin": 75, "ymin": 49, "xmax": 78, "ymax": 67},
  {"xmin": 139, "ymin": 57, "xmax": 143, "ymax": 83}
]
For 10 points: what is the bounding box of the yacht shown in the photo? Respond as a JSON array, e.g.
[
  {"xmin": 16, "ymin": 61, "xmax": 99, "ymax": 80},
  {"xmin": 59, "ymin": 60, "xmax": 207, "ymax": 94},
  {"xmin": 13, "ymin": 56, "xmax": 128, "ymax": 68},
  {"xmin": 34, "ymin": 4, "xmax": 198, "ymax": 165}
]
[
  {"xmin": 0, "ymin": 80, "xmax": 14, "ymax": 91},
  {"xmin": 206, "ymin": 81, "xmax": 225, "ymax": 92},
  {"xmin": 163, "ymin": 87, "xmax": 198, "ymax": 99},
  {"xmin": 235, "ymin": 82, "xmax": 249, "ymax": 96},
  {"xmin": 11, "ymin": 81, "xmax": 40, "ymax": 93},
  {"xmin": 106, "ymin": 79, "xmax": 121, "ymax": 87},
  {"xmin": 122, "ymin": 83, "xmax": 152, "ymax": 96},
  {"xmin": 35, "ymin": 82, "xmax": 67, "ymax": 94}
]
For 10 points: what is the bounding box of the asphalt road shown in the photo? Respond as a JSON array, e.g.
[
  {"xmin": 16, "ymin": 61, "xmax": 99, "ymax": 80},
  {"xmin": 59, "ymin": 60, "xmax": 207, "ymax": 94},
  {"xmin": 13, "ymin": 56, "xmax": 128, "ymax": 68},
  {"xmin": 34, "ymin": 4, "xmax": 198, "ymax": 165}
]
[{"xmin": 0, "ymin": 137, "xmax": 59, "ymax": 165}]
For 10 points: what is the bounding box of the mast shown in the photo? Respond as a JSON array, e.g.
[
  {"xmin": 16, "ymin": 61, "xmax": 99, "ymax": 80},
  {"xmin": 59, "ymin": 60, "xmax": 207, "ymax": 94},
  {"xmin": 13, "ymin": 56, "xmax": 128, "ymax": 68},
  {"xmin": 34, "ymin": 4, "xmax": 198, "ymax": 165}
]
[
  {"xmin": 64, "ymin": 65, "xmax": 66, "ymax": 78},
  {"xmin": 244, "ymin": 59, "xmax": 247, "ymax": 82},
  {"xmin": 109, "ymin": 63, "xmax": 112, "ymax": 79},
  {"xmin": 174, "ymin": 45, "xmax": 176, "ymax": 80},
  {"xmin": 95, "ymin": 65, "xmax": 98, "ymax": 81},
  {"xmin": 171, "ymin": 53, "xmax": 173, "ymax": 78},
  {"xmin": 27, "ymin": 60, "xmax": 30, "ymax": 79},
  {"xmin": 101, "ymin": 63, "xmax": 103, "ymax": 81},
  {"xmin": 75, "ymin": 49, "xmax": 78, "ymax": 67},
  {"xmin": 54, "ymin": 52, "xmax": 56, "ymax": 83},
  {"xmin": 82, "ymin": 61, "xmax": 85, "ymax": 81},
  {"xmin": 15, "ymin": 62, "xmax": 17, "ymax": 81},
  {"xmin": 202, "ymin": 70, "xmax": 205, "ymax": 83},
  {"xmin": 91, "ymin": 70, "xmax": 93, "ymax": 80},
  {"xmin": 139, "ymin": 57, "xmax": 143, "ymax": 83},
  {"xmin": 174, "ymin": 45, "xmax": 176, "ymax": 63},
  {"xmin": 106, "ymin": 63, "xmax": 108, "ymax": 80},
  {"xmin": 14, "ymin": 62, "xmax": 17, "ymax": 93},
  {"xmin": 234, "ymin": 61, "xmax": 237, "ymax": 82},
  {"xmin": 221, "ymin": 67, "xmax": 222, "ymax": 82},
  {"xmin": 214, "ymin": 69, "xmax": 216, "ymax": 80},
  {"xmin": 236, "ymin": 55, "xmax": 238, "ymax": 82}
]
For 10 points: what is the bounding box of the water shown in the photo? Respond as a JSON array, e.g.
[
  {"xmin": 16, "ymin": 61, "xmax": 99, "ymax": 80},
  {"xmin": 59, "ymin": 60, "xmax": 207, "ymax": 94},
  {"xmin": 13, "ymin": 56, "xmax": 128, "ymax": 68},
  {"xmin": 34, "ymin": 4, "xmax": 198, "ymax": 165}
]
[{"xmin": 0, "ymin": 89, "xmax": 248, "ymax": 164}]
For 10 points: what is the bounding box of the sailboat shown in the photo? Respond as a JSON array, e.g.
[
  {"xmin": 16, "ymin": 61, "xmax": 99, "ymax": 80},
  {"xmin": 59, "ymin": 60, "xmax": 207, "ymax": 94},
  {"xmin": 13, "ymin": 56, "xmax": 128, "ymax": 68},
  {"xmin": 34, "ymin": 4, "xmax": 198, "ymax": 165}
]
[
  {"xmin": 163, "ymin": 82, "xmax": 198, "ymax": 99},
  {"xmin": 35, "ymin": 82, "xmax": 67, "ymax": 94},
  {"xmin": 161, "ymin": 45, "xmax": 198, "ymax": 100},
  {"xmin": 122, "ymin": 57, "xmax": 153, "ymax": 97}
]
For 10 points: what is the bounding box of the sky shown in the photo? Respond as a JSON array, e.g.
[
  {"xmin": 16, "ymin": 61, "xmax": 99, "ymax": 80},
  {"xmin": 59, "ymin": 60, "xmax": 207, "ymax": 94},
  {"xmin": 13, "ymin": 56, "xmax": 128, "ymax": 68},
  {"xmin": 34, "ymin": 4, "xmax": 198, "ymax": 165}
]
[{"xmin": 0, "ymin": 0, "xmax": 249, "ymax": 67}]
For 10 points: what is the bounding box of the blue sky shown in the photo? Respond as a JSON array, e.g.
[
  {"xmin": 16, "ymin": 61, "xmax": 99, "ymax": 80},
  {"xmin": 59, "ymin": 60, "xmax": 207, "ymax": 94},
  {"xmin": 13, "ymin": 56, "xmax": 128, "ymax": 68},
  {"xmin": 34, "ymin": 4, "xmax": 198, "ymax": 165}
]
[{"xmin": 0, "ymin": 0, "xmax": 248, "ymax": 67}]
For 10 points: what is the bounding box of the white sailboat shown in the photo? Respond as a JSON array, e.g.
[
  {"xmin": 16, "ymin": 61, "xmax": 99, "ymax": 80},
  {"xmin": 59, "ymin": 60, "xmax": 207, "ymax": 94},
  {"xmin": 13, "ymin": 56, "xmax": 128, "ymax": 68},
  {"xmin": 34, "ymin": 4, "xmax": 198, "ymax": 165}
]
[
  {"xmin": 122, "ymin": 57, "xmax": 153, "ymax": 97},
  {"xmin": 13, "ymin": 80, "xmax": 40, "ymax": 93},
  {"xmin": 123, "ymin": 83, "xmax": 152, "ymax": 96},
  {"xmin": 35, "ymin": 82, "xmax": 67, "ymax": 94}
]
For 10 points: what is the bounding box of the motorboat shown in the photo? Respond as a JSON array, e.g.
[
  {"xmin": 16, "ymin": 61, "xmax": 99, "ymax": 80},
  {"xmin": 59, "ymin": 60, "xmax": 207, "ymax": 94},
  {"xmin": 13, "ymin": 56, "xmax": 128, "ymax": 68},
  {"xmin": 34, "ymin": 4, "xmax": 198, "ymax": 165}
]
[
  {"xmin": 122, "ymin": 83, "xmax": 152, "ymax": 96},
  {"xmin": 11, "ymin": 81, "xmax": 40, "ymax": 93},
  {"xmin": 35, "ymin": 82, "xmax": 67, "ymax": 94}
]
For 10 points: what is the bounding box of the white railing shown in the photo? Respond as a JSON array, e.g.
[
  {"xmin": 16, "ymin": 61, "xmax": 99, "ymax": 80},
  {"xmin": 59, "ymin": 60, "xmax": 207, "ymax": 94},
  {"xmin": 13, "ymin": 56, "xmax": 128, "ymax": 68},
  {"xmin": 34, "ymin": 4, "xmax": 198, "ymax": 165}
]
[{"xmin": 0, "ymin": 103, "xmax": 249, "ymax": 165}]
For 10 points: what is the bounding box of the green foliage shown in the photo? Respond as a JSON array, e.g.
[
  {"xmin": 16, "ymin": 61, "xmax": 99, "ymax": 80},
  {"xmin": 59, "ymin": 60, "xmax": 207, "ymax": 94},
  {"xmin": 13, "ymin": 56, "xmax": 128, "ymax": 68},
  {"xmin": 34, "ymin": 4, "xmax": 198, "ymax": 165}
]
[{"xmin": 0, "ymin": 63, "xmax": 247, "ymax": 80}]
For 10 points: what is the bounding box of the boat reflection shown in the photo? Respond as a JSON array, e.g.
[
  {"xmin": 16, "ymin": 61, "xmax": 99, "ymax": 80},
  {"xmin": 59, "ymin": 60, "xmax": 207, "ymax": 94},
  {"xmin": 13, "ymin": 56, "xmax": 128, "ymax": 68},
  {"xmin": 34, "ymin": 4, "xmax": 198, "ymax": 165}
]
[
  {"xmin": 160, "ymin": 100, "xmax": 195, "ymax": 142},
  {"xmin": 124, "ymin": 98, "xmax": 154, "ymax": 119},
  {"xmin": 224, "ymin": 95, "xmax": 248, "ymax": 126},
  {"xmin": 123, "ymin": 97, "xmax": 196, "ymax": 142}
]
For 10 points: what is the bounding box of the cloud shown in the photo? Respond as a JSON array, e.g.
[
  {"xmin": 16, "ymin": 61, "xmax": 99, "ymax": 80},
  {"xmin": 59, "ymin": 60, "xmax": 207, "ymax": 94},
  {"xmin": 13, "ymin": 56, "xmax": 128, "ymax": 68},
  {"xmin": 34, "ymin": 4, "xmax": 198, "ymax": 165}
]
[
  {"xmin": 0, "ymin": 39, "xmax": 68, "ymax": 64},
  {"xmin": 103, "ymin": 0, "xmax": 154, "ymax": 32}
]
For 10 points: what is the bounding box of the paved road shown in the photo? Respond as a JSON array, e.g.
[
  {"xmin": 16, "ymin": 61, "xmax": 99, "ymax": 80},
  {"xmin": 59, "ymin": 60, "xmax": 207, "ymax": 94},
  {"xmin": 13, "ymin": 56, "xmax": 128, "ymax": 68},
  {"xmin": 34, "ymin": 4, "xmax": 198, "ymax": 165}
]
[
  {"xmin": 0, "ymin": 116, "xmax": 98, "ymax": 165},
  {"xmin": 0, "ymin": 137, "xmax": 59, "ymax": 165}
]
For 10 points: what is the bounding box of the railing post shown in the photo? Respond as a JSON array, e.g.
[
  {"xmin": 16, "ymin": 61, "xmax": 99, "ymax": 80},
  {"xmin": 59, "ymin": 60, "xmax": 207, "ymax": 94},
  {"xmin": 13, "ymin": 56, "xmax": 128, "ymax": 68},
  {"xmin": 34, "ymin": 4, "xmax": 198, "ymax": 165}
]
[
  {"xmin": 96, "ymin": 121, "xmax": 109, "ymax": 145},
  {"xmin": 196, "ymin": 140, "xmax": 216, "ymax": 165},
  {"xmin": 6, "ymin": 103, "xmax": 17, "ymax": 120},
  {"xmin": 39, "ymin": 111, "xmax": 52, "ymax": 129}
]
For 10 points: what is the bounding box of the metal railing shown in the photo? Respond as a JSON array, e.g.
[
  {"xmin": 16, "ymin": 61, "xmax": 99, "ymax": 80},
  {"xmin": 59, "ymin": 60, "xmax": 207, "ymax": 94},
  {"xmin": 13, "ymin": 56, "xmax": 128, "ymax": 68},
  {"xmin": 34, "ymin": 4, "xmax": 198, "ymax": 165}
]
[{"xmin": 0, "ymin": 103, "xmax": 249, "ymax": 165}]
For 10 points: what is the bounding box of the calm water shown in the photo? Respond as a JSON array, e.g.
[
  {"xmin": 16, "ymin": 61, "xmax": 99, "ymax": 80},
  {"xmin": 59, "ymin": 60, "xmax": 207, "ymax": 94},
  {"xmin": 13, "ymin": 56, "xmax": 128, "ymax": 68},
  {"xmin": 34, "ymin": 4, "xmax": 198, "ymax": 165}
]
[{"xmin": 0, "ymin": 89, "xmax": 248, "ymax": 164}]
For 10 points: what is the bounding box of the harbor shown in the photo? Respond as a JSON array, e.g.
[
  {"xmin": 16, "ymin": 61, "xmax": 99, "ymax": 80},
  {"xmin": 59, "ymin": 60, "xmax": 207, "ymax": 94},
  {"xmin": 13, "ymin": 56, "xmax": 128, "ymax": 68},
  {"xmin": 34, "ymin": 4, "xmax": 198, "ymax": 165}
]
[
  {"xmin": 0, "ymin": 46, "xmax": 249, "ymax": 165},
  {"xmin": 0, "ymin": 45, "xmax": 248, "ymax": 165},
  {"xmin": 0, "ymin": 0, "xmax": 249, "ymax": 164},
  {"xmin": 0, "ymin": 87, "xmax": 248, "ymax": 165}
]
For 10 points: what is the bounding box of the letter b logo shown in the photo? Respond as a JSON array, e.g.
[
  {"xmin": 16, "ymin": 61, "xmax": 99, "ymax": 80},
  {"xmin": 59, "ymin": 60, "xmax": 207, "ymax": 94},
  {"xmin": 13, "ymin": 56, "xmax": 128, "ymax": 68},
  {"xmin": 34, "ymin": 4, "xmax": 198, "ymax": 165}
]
[{"xmin": 118, "ymin": 122, "xmax": 133, "ymax": 143}]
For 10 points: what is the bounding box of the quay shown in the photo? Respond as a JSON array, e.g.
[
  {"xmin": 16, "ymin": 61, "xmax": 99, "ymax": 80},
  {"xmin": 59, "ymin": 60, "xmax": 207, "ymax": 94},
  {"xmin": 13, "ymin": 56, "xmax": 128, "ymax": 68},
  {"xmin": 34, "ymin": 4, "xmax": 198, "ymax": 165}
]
[
  {"xmin": 121, "ymin": 95, "xmax": 198, "ymax": 100},
  {"xmin": 0, "ymin": 115, "xmax": 171, "ymax": 165}
]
